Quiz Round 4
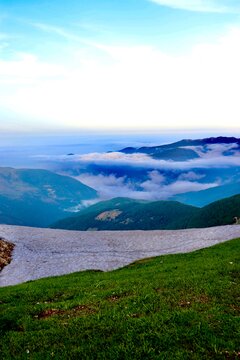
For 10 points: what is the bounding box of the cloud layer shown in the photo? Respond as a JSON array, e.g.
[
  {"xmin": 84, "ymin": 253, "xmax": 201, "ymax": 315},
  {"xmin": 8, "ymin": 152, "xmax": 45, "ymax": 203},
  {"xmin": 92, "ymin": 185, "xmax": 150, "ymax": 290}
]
[
  {"xmin": 65, "ymin": 142, "xmax": 240, "ymax": 201},
  {"xmin": 77, "ymin": 171, "xmax": 218, "ymax": 201},
  {"xmin": 73, "ymin": 143, "xmax": 240, "ymax": 170}
]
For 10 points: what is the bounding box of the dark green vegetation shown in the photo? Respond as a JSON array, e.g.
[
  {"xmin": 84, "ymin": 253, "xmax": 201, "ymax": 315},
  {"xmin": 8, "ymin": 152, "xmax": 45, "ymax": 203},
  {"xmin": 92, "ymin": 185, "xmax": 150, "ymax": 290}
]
[
  {"xmin": 188, "ymin": 194, "xmax": 240, "ymax": 228},
  {"xmin": 52, "ymin": 194, "xmax": 240, "ymax": 231},
  {"xmin": 0, "ymin": 167, "xmax": 97, "ymax": 227},
  {"xmin": 52, "ymin": 197, "xmax": 198, "ymax": 230},
  {"xmin": 0, "ymin": 239, "xmax": 239, "ymax": 359}
]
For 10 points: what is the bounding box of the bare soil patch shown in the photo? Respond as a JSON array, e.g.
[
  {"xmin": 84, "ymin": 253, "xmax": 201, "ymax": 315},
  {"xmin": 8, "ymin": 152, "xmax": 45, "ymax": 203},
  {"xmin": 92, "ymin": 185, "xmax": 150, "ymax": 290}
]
[
  {"xmin": 0, "ymin": 238, "xmax": 14, "ymax": 271},
  {"xmin": 37, "ymin": 305, "xmax": 96, "ymax": 319},
  {"xmin": 96, "ymin": 210, "xmax": 122, "ymax": 221}
]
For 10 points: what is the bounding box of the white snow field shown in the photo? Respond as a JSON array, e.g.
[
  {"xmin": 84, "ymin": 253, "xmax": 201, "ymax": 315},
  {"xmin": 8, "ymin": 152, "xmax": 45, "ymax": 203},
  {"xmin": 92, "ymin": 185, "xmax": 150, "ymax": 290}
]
[{"xmin": 0, "ymin": 224, "xmax": 240, "ymax": 286}]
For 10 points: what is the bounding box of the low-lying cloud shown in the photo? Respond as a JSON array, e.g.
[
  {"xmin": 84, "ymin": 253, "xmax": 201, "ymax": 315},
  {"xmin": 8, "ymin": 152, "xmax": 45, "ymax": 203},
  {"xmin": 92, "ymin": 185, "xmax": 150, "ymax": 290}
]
[
  {"xmin": 72, "ymin": 143, "xmax": 240, "ymax": 171},
  {"xmin": 77, "ymin": 170, "xmax": 218, "ymax": 201},
  {"xmin": 36, "ymin": 142, "xmax": 240, "ymax": 202}
]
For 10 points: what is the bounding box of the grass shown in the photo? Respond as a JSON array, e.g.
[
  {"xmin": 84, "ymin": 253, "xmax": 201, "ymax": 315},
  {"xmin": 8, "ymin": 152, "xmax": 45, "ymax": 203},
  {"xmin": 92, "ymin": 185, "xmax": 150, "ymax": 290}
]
[{"xmin": 0, "ymin": 239, "xmax": 240, "ymax": 359}]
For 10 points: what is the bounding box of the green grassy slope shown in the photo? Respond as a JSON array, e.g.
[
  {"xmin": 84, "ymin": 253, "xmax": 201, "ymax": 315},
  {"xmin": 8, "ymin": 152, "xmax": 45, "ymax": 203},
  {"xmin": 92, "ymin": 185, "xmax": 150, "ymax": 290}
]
[
  {"xmin": 52, "ymin": 197, "xmax": 199, "ymax": 230},
  {"xmin": 0, "ymin": 239, "xmax": 239, "ymax": 359}
]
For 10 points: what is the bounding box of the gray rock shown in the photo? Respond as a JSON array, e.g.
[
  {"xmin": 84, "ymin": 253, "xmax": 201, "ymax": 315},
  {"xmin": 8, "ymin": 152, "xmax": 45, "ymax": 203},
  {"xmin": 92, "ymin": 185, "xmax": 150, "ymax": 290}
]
[{"xmin": 1, "ymin": 224, "xmax": 240, "ymax": 287}]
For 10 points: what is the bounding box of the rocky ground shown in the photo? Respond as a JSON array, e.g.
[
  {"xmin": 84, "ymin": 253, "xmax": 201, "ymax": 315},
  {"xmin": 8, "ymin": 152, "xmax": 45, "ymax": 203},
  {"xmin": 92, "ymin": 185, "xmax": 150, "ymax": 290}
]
[
  {"xmin": 0, "ymin": 224, "xmax": 240, "ymax": 287},
  {"xmin": 0, "ymin": 237, "xmax": 14, "ymax": 271}
]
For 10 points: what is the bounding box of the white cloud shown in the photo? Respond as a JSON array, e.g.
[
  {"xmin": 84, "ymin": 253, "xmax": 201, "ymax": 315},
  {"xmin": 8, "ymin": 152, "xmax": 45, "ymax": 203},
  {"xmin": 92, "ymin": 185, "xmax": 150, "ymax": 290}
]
[
  {"xmin": 148, "ymin": 0, "xmax": 240, "ymax": 13},
  {"xmin": 147, "ymin": 170, "xmax": 166, "ymax": 184},
  {"xmin": 77, "ymin": 173, "xmax": 142, "ymax": 200},
  {"xmin": 1, "ymin": 26, "xmax": 240, "ymax": 129},
  {"xmin": 178, "ymin": 171, "xmax": 205, "ymax": 181},
  {"xmin": 76, "ymin": 152, "xmax": 151, "ymax": 163},
  {"xmin": 142, "ymin": 180, "xmax": 218, "ymax": 199},
  {"xmin": 77, "ymin": 171, "xmax": 218, "ymax": 201},
  {"xmin": 184, "ymin": 143, "xmax": 239, "ymax": 158},
  {"xmin": 140, "ymin": 171, "xmax": 166, "ymax": 192},
  {"xmin": 204, "ymin": 143, "xmax": 239, "ymax": 156},
  {"xmin": 0, "ymin": 53, "xmax": 65, "ymax": 80}
]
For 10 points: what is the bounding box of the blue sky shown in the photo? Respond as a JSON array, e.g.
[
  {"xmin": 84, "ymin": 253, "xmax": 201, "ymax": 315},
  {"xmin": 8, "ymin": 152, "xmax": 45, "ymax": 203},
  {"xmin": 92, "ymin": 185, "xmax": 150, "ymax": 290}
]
[{"xmin": 1, "ymin": 0, "xmax": 240, "ymax": 131}]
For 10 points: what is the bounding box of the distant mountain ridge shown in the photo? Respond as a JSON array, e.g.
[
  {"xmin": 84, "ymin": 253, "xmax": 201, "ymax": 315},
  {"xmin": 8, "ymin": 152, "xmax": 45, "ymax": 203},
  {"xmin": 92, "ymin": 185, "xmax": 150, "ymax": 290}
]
[
  {"xmin": 0, "ymin": 167, "xmax": 97, "ymax": 227},
  {"xmin": 52, "ymin": 194, "xmax": 240, "ymax": 231},
  {"xmin": 120, "ymin": 136, "xmax": 240, "ymax": 161}
]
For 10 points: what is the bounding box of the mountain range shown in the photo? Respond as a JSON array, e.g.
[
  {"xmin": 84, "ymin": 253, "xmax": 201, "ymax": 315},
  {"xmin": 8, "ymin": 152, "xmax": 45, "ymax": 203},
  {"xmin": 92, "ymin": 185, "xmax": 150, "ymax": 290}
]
[{"xmin": 58, "ymin": 136, "xmax": 240, "ymax": 204}]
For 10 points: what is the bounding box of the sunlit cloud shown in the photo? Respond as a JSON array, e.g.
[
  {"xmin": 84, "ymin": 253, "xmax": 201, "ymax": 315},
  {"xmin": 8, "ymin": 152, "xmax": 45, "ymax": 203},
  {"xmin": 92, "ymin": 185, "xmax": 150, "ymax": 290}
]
[{"xmin": 148, "ymin": 0, "xmax": 240, "ymax": 13}]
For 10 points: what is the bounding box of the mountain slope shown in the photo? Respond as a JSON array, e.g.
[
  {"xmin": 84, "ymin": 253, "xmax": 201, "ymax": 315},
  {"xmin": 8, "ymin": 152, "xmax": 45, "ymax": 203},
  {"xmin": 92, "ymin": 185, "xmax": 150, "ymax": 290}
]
[
  {"xmin": 1, "ymin": 239, "xmax": 239, "ymax": 359},
  {"xmin": 52, "ymin": 197, "xmax": 199, "ymax": 230},
  {"xmin": 0, "ymin": 167, "xmax": 97, "ymax": 227},
  {"xmin": 189, "ymin": 194, "xmax": 240, "ymax": 228},
  {"xmin": 172, "ymin": 182, "xmax": 240, "ymax": 207},
  {"xmin": 52, "ymin": 194, "xmax": 240, "ymax": 230}
]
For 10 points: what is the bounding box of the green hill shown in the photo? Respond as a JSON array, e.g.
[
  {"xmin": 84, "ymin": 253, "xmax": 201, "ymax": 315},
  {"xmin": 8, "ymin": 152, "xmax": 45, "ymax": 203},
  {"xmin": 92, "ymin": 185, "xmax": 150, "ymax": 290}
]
[
  {"xmin": 52, "ymin": 197, "xmax": 199, "ymax": 230},
  {"xmin": 0, "ymin": 167, "xmax": 97, "ymax": 227},
  {"xmin": 189, "ymin": 194, "xmax": 240, "ymax": 228},
  {"xmin": 52, "ymin": 194, "xmax": 240, "ymax": 230},
  {"xmin": 0, "ymin": 239, "xmax": 239, "ymax": 359}
]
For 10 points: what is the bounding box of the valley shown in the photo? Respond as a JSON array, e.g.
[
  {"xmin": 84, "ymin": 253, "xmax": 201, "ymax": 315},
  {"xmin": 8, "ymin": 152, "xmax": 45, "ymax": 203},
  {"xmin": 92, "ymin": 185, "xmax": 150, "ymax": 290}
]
[
  {"xmin": 0, "ymin": 136, "xmax": 240, "ymax": 229},
  {"xmin": 0, "ymin": 167, "xmax": 97, "ymax": 227}
]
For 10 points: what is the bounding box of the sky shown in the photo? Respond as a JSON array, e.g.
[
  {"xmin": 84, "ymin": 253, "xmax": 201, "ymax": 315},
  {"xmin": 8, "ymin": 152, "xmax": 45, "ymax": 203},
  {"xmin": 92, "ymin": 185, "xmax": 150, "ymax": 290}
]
[{"xmin": 1, "ymin": 0, "xmax": 240, "ymax": 132}]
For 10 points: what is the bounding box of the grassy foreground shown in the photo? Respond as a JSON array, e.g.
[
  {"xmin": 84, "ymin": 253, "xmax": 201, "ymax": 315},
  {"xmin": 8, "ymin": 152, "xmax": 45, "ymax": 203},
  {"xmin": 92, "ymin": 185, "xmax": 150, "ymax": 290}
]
[{"xmin": 0, "ymin": 239, "xmax": 240, "ymax": 359}]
